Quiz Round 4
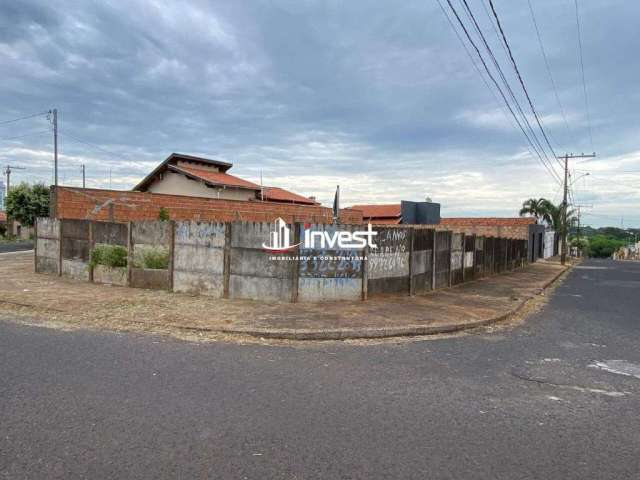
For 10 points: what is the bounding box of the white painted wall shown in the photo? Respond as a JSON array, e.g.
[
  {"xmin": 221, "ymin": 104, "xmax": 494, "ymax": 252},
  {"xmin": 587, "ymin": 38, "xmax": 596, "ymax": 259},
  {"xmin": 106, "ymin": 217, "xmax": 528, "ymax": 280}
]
[{"xmin": 543, "ymin": 230, "xmax": 556, "ymax": 258}]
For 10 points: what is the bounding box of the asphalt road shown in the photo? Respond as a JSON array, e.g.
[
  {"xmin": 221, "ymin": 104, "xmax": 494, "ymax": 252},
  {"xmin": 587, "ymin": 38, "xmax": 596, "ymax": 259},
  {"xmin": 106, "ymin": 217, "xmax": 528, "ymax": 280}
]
[
  {"xmin": 0, "ymin": 241, "xmax": 34, "ymax": 254},
  {"xmin": 1, "ymin": 259, "xmax": 640, "ymax": 479}
]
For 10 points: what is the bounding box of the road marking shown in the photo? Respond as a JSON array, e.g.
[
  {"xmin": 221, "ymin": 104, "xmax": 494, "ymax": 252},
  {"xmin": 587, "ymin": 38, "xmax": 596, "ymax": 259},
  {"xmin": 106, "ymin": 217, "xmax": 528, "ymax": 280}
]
[
  {"xmin": 575, "ymin": 266, "xmax": 608, "ymax": 270},
  {"xmin": 589, "ymin": 360, "xmax": 640, "ymax": 380}
]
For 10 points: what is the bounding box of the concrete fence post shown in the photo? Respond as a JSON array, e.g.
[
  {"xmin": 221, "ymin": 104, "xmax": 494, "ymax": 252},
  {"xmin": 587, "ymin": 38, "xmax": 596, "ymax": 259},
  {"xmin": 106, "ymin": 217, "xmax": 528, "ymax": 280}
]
[
  {"xmin": 168, "ymin": 220, "xmax": 175, "ymax": 292},
  {"xmin": 58, "ymin": 219, "xmax": 63, "ymax": 277},
  {"xmin": 34, "ymin": 218, "xmax": 38, "ymax": 273},
  {"xmin": 448, "ymin": 232, "xmax": 453, "ymax": 288},
  {"xmin": 492, "ymin": 237, "xmax": 496, "ymax": 275},
  {"xmin": 408, "ymin": 227, "xmax": 415, "ymax": 296},
  {"xmin": 223, "ymin": 222, "xmax": 232, "ymax": 299},
  {"xmin": 461, "ymin": 235, "xmax": 466, "ymax": 283},
  {"xmin": 361, "ymin": 244, "xmax": 369, "ymax": 301},
  {"xmin": 291, "ymin": 222, "xmax": 301, "ymax": 303},
  {"xmin": 126, "ymin": 221, "xmax": 133, "ymax": 286},
  {"xmin": 88, "ymin": 221, "xmax": 95, "ymax": 283},
  {"xmin": 431, "ymin": 230, "xmax": 437, "ymax": 291}
]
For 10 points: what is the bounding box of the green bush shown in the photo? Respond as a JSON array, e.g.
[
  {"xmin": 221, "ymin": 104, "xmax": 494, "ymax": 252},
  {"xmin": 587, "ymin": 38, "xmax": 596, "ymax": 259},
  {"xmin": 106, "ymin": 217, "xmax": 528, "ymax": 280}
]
[
  {"xmin": 90, "ymin": 244, "xmax": 128, "ymax": 268},
  {"xmin": 137, "ymin": 247, "xmax": 169, "ymax": 269},
  {"xmin": 588, "ymin": 235, "xmax": 626, "ymax": 258}
]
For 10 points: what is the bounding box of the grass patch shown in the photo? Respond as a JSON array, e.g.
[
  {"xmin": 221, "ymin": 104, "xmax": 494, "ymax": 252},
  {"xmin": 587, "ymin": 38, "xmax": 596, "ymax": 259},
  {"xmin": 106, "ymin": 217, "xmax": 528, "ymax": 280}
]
[
  {"xmin": 90, "ymin": 244, "xmax": 128, "ymax": 268},
  {"xmin": 135, "ymin": 246, "xmax": 169, "ymax": 270}
]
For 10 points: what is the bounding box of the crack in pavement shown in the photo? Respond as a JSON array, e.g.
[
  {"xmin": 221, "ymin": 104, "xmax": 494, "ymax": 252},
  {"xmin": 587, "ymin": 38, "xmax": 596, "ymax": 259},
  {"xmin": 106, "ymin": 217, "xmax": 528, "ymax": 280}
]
[{"xmin": 510, "ymin": 370, "xmax": 628, "ymax": 397}]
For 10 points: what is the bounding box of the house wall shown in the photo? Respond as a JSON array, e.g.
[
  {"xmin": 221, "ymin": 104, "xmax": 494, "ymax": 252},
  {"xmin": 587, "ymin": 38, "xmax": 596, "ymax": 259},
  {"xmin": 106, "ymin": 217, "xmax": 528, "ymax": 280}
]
[
  {"xmin": 50, "ymin": 186, "xmax": 363, "ymax": 224},
  {"xmin": 147, "ymin": 171, "xmax": 255, "ymax": 201},
  {"xmin": 543, "ymin": 230, "xmax": 557, "ymax": 258},
  {"xmin": 36, "ymin": 218, "xmax": 529, "ymax": 303}
]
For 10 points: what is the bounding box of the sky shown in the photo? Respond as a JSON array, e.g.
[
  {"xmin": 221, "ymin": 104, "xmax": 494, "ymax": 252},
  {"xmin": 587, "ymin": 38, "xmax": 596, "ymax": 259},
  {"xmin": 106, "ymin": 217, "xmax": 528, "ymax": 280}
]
[{"xmin": 0, "ymin": 0, "xmax": 638, "ymax": 227}]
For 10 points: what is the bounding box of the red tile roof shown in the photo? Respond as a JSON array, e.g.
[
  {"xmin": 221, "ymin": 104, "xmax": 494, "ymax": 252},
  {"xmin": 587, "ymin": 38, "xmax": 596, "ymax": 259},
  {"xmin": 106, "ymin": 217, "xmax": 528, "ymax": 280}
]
[
  {"xmin": 172, "ymin": 165, "xmax": 260, "ymax": 190},
  {"xmin": 350, "ymin": 204, "xmax": 401, "ymax": 219},
  {"xmin": 261, "ymin": 187, "xmax": 318, "ymax": 205},
  {"xmin": 440, "ymin": 217, "xmax": 537, "ymax": 227},
  {"xmin": 0, "ymin": 211, "xmax": 6, "ymax": 222},
  {"xmin": 370, "ymin": 217, "xmax": 402, "ymax": 225}
]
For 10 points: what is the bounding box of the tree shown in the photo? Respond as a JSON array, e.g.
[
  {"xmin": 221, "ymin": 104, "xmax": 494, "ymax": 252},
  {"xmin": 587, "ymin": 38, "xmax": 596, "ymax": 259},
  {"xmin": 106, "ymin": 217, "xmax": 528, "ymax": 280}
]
[
  {"xmin": 540, "ymin": 199, "xmax": 576, "ymax": 231},
  {"xmin": 519, "ymin": 198, "xmax": 547, "ymax": 222},
  {"xmin": 588, "ymin": 235, "xmax": 626, "ymax": 258},
  {"xmin": 5, "ymin": 183, "xmax": 50, "ymax": 227}
]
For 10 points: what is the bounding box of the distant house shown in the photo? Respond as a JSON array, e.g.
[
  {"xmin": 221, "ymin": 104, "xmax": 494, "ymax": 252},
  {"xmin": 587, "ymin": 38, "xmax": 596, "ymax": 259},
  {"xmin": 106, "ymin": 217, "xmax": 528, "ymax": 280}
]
[
  {"xmin": 350, "ymin": 201, "xmax": 441, "ymax": 225},
  {"xmin": 350, "ymin": 204, "xmax": 403, "ymax": 224},
  {"xmin": 0, "ymin": 211, "xmax": 33, "ymax": 239},
  {"xmin": 133, "ymin": 153, "xmax": 318, "ymax": 205}
]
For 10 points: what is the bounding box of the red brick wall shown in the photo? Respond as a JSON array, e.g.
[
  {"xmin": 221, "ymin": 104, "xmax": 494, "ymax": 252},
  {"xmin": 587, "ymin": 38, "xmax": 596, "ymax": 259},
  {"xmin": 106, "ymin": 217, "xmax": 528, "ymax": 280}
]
[
  {"xmin": 430, "ymin": 224, "xmax": 529, "ymax": 239},
  {"xmin": 51, "ymin": 187, "xmax": 363, "ymax": 224}
]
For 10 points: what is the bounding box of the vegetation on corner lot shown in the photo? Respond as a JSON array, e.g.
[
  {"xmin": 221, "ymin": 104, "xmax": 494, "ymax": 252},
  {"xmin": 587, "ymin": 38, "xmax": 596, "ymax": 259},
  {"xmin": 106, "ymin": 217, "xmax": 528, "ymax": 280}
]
[
  {"xmin": 90, "ymin": 244, "xmax": 128, "ymax": 269},
  {"xmin": 89, "ymin": 244, "xmax": 169, "ymax": 269},
  {"xmin": 520, "ymin": 198, "xmax": 638, "ymax": 258},
  {"xmin": 134, "ymin": 246, "xmax": 170, "ymax": 270},
  {"xmin": 583, "ymin": 235, "xmax": 627, "ymax": 258},
  {"xmin": 5, "ymin": 183, "xmax": 50, "ymax": 227}
]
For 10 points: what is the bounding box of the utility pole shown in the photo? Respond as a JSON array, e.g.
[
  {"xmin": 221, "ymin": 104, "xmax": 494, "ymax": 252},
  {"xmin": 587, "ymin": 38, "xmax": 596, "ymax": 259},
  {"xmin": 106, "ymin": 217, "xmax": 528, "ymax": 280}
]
[
  {"xmin": 558, "ymin": 152, "xmax": 596, "ymax": 265},
  {"xmin": 4, "ymin": 165, "xmax": 26, "ymax": 197},
  {"xmin": 81, "ymin": 164, "xmax": 86, "ymax": 188},
  {"xmin": 48, "ymin": 109, "xmax": 58, "ymax": 186},
  {"xmin": 3, "ymin": 165, "xmax": 26, "ymax": 236}
]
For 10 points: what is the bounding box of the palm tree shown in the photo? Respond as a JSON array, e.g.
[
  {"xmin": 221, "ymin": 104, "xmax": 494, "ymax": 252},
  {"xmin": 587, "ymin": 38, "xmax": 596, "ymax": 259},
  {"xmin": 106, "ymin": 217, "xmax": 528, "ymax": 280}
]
[
  {"xmin": 540, "ymin": 199, "xmax": 576, "ymax": 231},
  {"xmin": 519, "ymin": 198, "xmax": 547, "ymax": 223}
]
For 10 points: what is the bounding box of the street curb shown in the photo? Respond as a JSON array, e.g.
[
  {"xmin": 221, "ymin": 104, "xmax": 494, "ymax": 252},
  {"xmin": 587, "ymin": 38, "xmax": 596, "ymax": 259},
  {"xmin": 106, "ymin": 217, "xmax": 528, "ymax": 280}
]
[{"xmin": 181, "ymin": 264, "xmax": 572, "ymax": 341}]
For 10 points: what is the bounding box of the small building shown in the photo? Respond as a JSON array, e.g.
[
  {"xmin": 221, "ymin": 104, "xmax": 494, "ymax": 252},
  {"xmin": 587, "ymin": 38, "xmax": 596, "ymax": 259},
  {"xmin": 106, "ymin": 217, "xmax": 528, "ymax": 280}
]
[
  {"xmin": 133, "ymin": 153, "xmax": 318, "ymax": 205},
  {"xmin": 350, "ymin": 201, "xmax": 440, "ymax": 225},
  {"xmin": 0, "ymin": 211, "xmax": 33, "ymax": 239}
]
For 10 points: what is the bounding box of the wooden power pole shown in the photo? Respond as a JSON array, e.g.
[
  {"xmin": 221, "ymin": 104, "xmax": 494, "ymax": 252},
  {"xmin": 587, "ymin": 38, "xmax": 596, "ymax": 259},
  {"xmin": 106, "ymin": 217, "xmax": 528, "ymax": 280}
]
[
  {"xmin": 558, "ymin": 152, "xmax": 596, "ymax": 265},
  {"xmin": 3, "ymin": 164, "xmax": 26, "ymax": 236}
]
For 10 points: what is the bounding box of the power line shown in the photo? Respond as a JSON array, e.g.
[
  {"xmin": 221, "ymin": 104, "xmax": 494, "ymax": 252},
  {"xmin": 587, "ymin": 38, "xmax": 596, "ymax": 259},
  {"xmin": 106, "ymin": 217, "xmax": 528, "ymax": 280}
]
[
  {"xmin": 435, "ymin": 0, "xmax": 547, "ymax": 174},
  {"xmin": 526, "ymin": 0, "xmax": 574, "ymax": 145},
  {"xmin": 486, "ymin": 0, "xmax": 561, "ymax": 169},
  {"xmin": 574, "ymin": 0, "xmax": 594, "ymax": 150},
  {"xmin": 0, "ymin": 111, "xmax": 48, "ymax": 126},
  {"xmin": 0, "ymin": 129, "xmax": 51, "ymax": 141},
  {"xmin": 441, "ymin": 0, "xmax": 561, "ymax": 184},
  {"xmin": 60, "ymin": 131, "xmax": 117, "ymax": 157},
  {"xmin": 458, "ymin": 0, "xmax": 561, "ymax": 183}
]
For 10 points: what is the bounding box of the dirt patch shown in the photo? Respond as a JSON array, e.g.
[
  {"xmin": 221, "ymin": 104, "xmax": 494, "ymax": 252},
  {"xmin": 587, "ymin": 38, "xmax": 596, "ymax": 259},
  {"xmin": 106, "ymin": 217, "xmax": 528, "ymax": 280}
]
[{"xmin": 0, "ymin": 251, "xmax": 569, "ymax": 344}]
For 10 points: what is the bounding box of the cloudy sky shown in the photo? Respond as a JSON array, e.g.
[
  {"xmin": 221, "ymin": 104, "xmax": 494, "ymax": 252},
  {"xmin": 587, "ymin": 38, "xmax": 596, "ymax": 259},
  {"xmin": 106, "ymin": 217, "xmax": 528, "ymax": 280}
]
[{"xmin": 0, "ymin": 0, "xmax": 638, "ymax": 226}]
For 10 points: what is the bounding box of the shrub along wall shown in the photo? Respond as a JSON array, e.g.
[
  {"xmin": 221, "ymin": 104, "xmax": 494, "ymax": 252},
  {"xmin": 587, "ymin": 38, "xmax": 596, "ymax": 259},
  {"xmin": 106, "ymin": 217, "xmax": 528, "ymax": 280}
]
[{"xmin": 35, "ymin": 218, "xmax": 529, "ymax": 302}]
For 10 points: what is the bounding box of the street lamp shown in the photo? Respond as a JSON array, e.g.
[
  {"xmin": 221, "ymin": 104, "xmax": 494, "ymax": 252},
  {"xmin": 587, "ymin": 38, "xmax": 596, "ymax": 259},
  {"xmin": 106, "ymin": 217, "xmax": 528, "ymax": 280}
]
[{"xmin": 570, "ymin": 172, "xmax": 590, "ymax": 186}]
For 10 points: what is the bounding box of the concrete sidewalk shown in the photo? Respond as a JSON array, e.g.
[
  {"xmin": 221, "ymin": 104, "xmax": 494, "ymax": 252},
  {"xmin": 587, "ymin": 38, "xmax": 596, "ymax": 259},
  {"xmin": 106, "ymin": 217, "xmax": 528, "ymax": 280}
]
[{"xmin": 0, "ymin": 251, "xmax": 568, "ymax": 340}]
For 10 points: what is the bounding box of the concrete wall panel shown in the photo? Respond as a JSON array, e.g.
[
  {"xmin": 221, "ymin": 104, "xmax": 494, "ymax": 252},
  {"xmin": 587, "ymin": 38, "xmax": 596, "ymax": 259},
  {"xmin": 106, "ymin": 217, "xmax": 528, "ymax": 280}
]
[
  {"xmin": 173, "ymin": 271, "xmax": 223, "ymax": 296},
  {"xmin": 229, "ymin": 275, "xmax": 291, "ymax": 301},
  {"xmin": 35, "ymin": 256, "xmax": 57, "ymax": 275},
  {"xmin": 131, "ymin": 268, "xmax": 170, "ymax": 290},
  {"xmin": 132, "ymin": 221, "xmax": 171, "ymax": 246},
  {"xmin": 231, "ymin": 222, "xmax": 277, "ymax": 249},
  {"xmin": 61, "ymin": 259, "xmax": 89, "ymax": 281},
  {"xmin": 298, "ymin": 277, "xmax": 361, "ymax": 301},
  {"xmin": 93, "ymin": 265, "xmax": 127, "ymax": 286},
  {"xmin": 230, "ymin": 249, "xmax": 292, "ymax": 278},
  {"xmin": 36, "ymin": 238, "xmax": 58, "ymax": 260},
  {"xmin": 37, "ymin": 217, "xmax": 59, "ymax": 239}
]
